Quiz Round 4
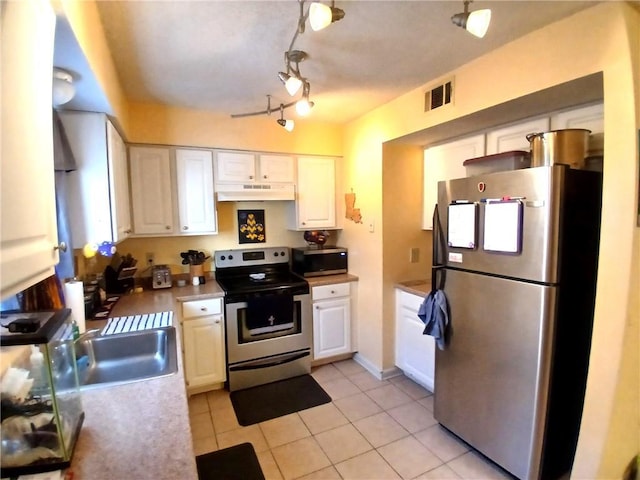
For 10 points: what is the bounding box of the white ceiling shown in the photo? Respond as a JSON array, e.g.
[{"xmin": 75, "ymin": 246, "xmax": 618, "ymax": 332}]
[{"xmin": 56, "ymin": 1, "xmax": 602, "ymax": 124}]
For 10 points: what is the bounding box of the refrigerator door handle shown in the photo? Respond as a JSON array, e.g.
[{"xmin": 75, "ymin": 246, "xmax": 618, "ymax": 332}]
[{"xmin": 432, "ymin": 204, "xmax": 447, "ymax": 291}]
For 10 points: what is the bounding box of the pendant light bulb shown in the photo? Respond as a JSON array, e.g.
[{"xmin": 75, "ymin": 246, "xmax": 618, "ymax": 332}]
[
  {"xmin": 451, "ymin": 1, "xmax": 491, "ymax": 38},
  {"xmin": 278, "ymin": 71, "xmax": 303, "ymax": 96},
  {"xmin": 277, "ymin": 118, "xmax": 295, "ymax": 132},
  {"xmin": 296, "ymin": 98, "xmax": 313, "ymax": 116},
  {"xmin": 285, "ymin": 76, "xmax": 303, "ymax": 96},
  {"xmin": 466, "ymin": 9, "xmax": 491, "ymax": 38},
  {"xmin": 278, "ymin": 104, "xmax": 295, "ymax": 132},
  {"xmin": 309, "ymin": 2, "xmax": 345, "ymax": 31}
]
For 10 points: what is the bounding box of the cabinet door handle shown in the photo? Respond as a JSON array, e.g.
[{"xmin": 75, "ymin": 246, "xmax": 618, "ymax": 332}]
[
  {"xmin": 166, "ymin": 225, "xmax": 172, "ymax": 230},
  {"xmin": 263, "ymin": 174, "xmax": 268, "ymax": 179},
  {"xmin": 183, "ymin": 226, "xmax": 189, "ymax": 231},
  {"xmin": 215, "ymin": 319, "xmax": 221, "ymax": 324},
  {"xmin": 249, "ymin": 175, "xmax": 254, "ymax": 180},
  {"xmin": 330, "ymin": 290, "xmax": 335, "ymax": 294},
  {"xmin": 200, "ymin": 307, "xmax": 207, "ymax": 311},
  {"xmin": 53, "ymin": 242, "xmax": 67, "ymax": 253}
]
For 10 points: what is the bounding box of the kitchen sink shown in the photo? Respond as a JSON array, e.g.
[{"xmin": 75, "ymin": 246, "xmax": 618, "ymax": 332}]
[{"xmin": 57, "ymin": 327, "xmax": 178, "ymax": 390}]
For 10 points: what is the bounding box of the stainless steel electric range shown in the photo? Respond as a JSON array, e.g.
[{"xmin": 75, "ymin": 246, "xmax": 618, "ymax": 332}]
[{"xmin": 214, "ymin": 246, "xmax": 311, "ymax": 392}]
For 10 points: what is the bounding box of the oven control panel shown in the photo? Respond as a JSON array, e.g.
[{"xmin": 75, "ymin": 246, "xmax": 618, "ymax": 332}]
[{"xmin": 214, "ymin": 246, "xmax": 290, "ymax": 269}]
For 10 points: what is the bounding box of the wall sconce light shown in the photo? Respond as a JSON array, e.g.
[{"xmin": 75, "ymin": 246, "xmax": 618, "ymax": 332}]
[
  {"xmin": 309, "ymin": 1, "xmax": 345, "ymax": 31},
  {"xmin": 52, "ymin": 67, "xmax": 75, "ymax": 107},
  {"xmin": 277, "ymin": 104, "xmax": 295, "ymax": 132},
  {"xmin": 451, "ymin": 0, "xmax": 491, "ymax": 38}
]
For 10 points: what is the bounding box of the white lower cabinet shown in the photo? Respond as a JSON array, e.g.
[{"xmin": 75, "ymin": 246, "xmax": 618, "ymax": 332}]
[
  {"xmin": 395, "ymin": 289, "xmax": 435, "ymax": 392},
  {"xmin": 312, "ymin": 282, "xmax": 351, "ymax": 360},
  {"xmin": 180, "ymin": 297, "xmax": 226, "ymax": 393}
]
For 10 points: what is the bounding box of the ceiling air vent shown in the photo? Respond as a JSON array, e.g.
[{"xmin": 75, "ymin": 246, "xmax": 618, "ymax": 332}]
[{"xmin": 425, "ymin": 78, "xmax": 454, "ymax": 112}]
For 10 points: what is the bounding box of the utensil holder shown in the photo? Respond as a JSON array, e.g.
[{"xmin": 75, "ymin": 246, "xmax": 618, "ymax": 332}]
[{"xmin": 189, "ymin": 264, "xmax": 204, "ymax": 283}]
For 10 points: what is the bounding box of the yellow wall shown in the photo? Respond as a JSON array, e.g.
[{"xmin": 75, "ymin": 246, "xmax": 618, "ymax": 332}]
[
  {"xmin": 57, "ymin": 0, "xmax": 129, "ymax": 133},
  {"xmin": 341, "ymin": 3, "xmax": 639, "ymax": 478},
  {"xmin": 126, "ymin": 102, "xmax": 343, "ymax": 155},
  {"xmin": 381, "ymin": 143, "xmax": 430, "ymax": 368}
]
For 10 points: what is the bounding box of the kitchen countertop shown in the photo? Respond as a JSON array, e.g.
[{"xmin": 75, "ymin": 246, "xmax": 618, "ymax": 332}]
[
  {"xmin": 305, "ymin": 273, "xmax": 359, "ymax": 287},
  {"xmin": 71, "ymin": 282, "xmax": 223, "ymax": 480},
  {"xmin": 395, "ymin": 279, "xmax": 431, "ymax": 297}
]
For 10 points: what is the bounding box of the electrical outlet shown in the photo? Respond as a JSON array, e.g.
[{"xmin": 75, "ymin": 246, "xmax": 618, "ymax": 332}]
[
  {"xmin": 410, "ymin": 247, "xmax": 420, "ymax": 263},
  {"xmin": 146, "ymin": 252, "xmax": 155, "ymax": 266}
]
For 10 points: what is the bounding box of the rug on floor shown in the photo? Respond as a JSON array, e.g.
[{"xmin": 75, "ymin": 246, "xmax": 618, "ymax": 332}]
[
  {"xmin": 196, "ymin": 442, "xmax": 265, "ymax": 480},
  {"xmin": 230, "ymin": 374, "xmax": 332, "ymax": 426}
]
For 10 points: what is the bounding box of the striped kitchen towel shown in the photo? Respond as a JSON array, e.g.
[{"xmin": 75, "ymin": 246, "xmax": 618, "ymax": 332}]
[{"xmin": 102, "ymin": 311, "xmax": 173, "ymax": 335}]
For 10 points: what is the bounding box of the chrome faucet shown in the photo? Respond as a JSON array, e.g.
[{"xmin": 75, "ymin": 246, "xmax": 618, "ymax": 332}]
[{"xmin": 74, "ymin": 328, "xmax": 102, "ymax": 343}]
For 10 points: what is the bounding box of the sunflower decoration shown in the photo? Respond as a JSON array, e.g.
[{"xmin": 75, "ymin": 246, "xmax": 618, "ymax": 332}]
[{"xmin": 238, "ymin": 210, "xmax": 266, "ymax": 244}]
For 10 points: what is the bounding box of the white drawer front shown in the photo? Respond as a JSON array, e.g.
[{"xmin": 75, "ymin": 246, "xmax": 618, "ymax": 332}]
[
  {"xmin": 182, "ymin": 298, "xmax": 223, "ymax": 318},
  {"xmin": 312, "ymin": 282, "xmax": 350, "ymax": 300}
]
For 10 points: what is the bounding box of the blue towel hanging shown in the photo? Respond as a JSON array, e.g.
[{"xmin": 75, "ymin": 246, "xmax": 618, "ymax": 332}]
[{"xmin": 418, "ymin": 289, "xmax": 450, "ymax": 350}]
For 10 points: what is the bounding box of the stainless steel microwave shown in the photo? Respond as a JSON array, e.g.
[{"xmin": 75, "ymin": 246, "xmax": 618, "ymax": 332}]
[{"xmin": 291, "ymin": 247, "xmax": 348, "ymax": 277}]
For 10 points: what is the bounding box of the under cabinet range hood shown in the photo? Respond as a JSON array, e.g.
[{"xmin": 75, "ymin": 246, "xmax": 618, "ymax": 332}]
[{"xmin": 215, "ymin": 183, "xmax": 295, "ymax": 201}]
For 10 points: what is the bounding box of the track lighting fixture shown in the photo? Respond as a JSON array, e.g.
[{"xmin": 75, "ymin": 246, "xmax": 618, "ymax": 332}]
[
  {"xmin": 277, "ymin": 104, "xmax": 295, "ymax": 132},
  {"xmin": 231, "ymin": 95, "xmax": 295, "ymax": 132},
  {"xmin": 451, "ymin": 0, "xmax": 491, "ymax": 38},
  {"xmin": 231, "ymin": 0, "xmax": 345, "ymax": 123},
  {"xmin": 309, "ymin": 1, "xmax": 345, "ymax": 31}
]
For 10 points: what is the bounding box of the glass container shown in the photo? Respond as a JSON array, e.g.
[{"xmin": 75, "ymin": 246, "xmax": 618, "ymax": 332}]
[{"xmin": 0, "ymin": 309, "xmax": 84, "ymax": 477}]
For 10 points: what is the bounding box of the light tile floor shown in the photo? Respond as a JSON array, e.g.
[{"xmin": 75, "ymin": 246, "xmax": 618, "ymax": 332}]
[{"xmin": 188, "ymin": 359, "xmax": 514, "ymax": 480}]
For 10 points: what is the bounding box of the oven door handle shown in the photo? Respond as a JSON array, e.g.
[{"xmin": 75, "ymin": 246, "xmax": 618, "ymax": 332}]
[{"xmin": 229, "ymin": 350, "xmax": 310, "ymax": 371}]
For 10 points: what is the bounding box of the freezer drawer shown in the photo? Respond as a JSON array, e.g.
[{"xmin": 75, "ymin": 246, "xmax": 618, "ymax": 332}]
[{"xmin": 434, "ymin": 269, "xmax": 557, "ymax": 480}]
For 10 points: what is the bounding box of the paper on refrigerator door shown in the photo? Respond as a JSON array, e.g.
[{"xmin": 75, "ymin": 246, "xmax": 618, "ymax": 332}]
[
  {"xmin": 483, "ymin": 201, "xmax": 523, "ymax": 253},
  {"xmin": 447, "ymin": 203, "xmax": 477, "ymax": 249}
]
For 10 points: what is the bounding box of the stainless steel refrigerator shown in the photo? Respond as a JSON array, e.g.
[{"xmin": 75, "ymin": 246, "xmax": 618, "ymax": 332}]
[{"xmin": 432, "ymin": 165, "xmax": 602, "ymax": 480}]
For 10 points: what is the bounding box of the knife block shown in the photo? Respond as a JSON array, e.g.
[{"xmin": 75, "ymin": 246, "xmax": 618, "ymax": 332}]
[{"xmin": 104, "ymin": 266, "xmax": 135, "ymax": 294}]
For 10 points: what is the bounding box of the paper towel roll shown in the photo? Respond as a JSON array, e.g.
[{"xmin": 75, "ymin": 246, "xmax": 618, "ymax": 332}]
[{"xmin": 64, "ymin": 280, "xmax": 86, "ymax": 334}]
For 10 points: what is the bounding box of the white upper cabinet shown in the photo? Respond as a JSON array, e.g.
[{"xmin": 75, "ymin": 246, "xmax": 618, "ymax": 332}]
[
  {"xmin": 107, "ymin": 121, "xmax": 133, "ymax": 242},
  {"xmin": 176, "ymin": 149, "xmax": 216, "ymax": 234},
  {"xmin": 60, "ymin": 111, "xmax": 132, "ymax": 247},
  {"xmin": 215, "ymin": 151, "xmax": 256, "ymax": 183},
  {"xmin": 130, "ymin": 146, "xmax": 217, "ymax": 237},
  {"xmin": 289, "ymin": 157, "xmax": 337, "ymax": 230},
  {"xmin": 422, "ymin": 134, "xmax": 484, "ymax": 230},
  {"xmin": 129, "ymin": 146, "xmax": 174, "ymax": 235},
  {"xmin": 215, "ymin": 151, "xmax": 295, "ymax": 184},
  {"xmin": 550, "ymin": 103, "xmax": 604, "ymax": 133},
  {"xmin": 257, "ymin": 155, "xmax": 296, "ymax": 183},
  {"xmin": 1, "ymin": 0, "xmax": 59, "ymax": 298},
  {"xmin": 485, "ymin": 117, "xmax": 550, "ymax": 155}
]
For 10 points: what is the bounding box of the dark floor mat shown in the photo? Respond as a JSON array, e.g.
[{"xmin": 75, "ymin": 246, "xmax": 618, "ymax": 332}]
[
  {"xmin": 196, "ymin": 442, "xmax": 265, "ymax": 480},
  {"xmin": 230, "ymin": 374, "xmax": 332, "ymax": 426}
]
